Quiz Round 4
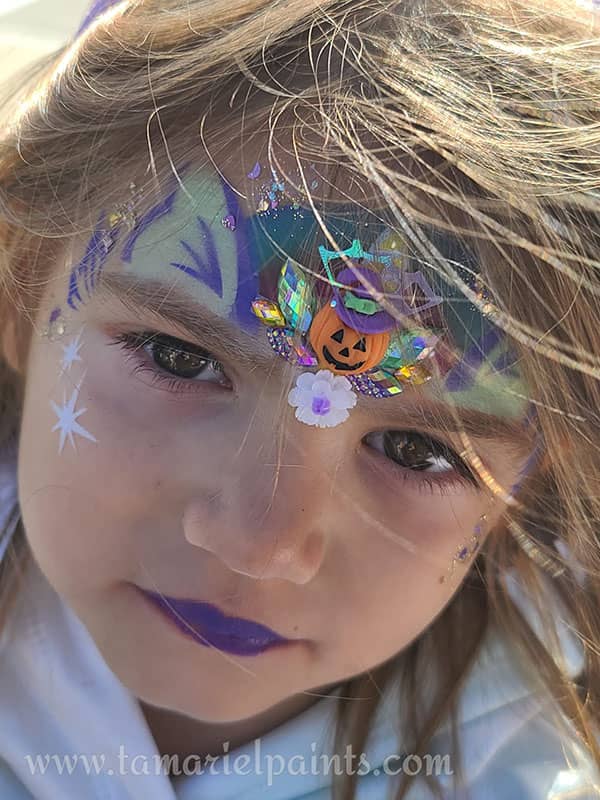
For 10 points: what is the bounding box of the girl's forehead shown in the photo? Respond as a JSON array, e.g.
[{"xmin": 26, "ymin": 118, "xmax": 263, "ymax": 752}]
[{"xmin": 75, "ymin": 165, "xmax": 527, "ymax": 421}]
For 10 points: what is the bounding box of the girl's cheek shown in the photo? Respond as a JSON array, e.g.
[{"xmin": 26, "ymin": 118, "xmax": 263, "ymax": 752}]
[{"xmin": 359, "ymin": 460, "xmax": 480, "ymax": 548}]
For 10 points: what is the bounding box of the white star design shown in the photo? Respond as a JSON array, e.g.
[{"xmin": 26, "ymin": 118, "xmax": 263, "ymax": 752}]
[
  {"xmin": 50, "ymin": 383, "xmax": 98, "ymax": 454},
  {"xmin": 59, "ymin": 328, "xmax": 84, "ymax": 375}
]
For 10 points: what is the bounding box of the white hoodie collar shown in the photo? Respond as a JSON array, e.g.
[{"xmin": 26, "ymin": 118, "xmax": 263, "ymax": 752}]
[{"xmin": 0, "ymin": 555, "xmax": 584, "ymax": 800}]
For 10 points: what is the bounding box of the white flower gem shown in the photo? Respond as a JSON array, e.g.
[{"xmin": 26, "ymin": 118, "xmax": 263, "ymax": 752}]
[{"xmin": 288, "ymin": 370, "xmax": 357, "ymax": 428}]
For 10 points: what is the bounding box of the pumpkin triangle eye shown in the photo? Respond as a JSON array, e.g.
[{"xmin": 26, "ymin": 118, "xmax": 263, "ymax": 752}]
[
  {"xmin": 331, "ymin": 329, "xmax": 345, "ymax": 343},
  {"xmin": 353, "ymin": 338, "xmax": 367, "ymax": 352}
]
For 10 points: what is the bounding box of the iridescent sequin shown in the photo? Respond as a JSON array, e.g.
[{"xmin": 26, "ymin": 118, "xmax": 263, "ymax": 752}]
[
  {"xmin": 349, "ymin": 369, "xmax": 403, "ymax": 398},
  {"xmin": 266, "ymin": 328, "xmax": 318, "ymax": 367},
  {"xmin": 251, "ymin": 297, "xmax": 286, "ymax": 326},
  {"xmin": 277, "ymin": 259, "xmax": 314, "ymax": 334},
  {"xmin": 394, "ymin": 363, "xmax": 432, "ymax": 385}
]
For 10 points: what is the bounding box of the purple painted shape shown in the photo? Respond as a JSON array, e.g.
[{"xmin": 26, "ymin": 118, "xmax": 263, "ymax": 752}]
[
  {"xmin": 247, "ymin": 162, "xmax": 261, "ymax": 180},
  {"xmin": 170, "ymin": 217, "xmax": 223, "ymax": 297},
  {"xmin": 121, "ymin": 187, "xmax": 177, "ymax": 263},
  {"xmin": 66, "ymin": 211, "xmax": 112, "ymax": 310},
  {"xmin": 167, "ymin": 178, "xmax": 258, "ymax": 328},
  {"xmin": 444, "ymin": 328, "xmax": 503, "ymax": 392},
  {"xmin": 220, "ymin": 179, "xmax": 259, "ymax": 328},
  {"xmin": 492, "ymin": 350, "xmax": 518, "ymax": 374},
  {"xmin": 398, "ymin": 272, "xmax": 444, "ymax": 315},
  {"xmin": 49, "ymin": 307, "xmax": 62, "ymax": 324},
  {"xmin": 508, "ymin": 437, "xmax": 543, "ymax": 497},
  {"xmin": 76, "ymin": 0, "xmax": 121, "ymax": 36}
]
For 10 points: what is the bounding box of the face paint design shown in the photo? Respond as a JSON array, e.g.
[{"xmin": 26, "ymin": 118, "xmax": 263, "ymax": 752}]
[
  {"xmin": 115, "ymin": 174, "xmax": 260, "ymax": 328},
  {"xmin": 41, "ymin": 307, "xmax": 69, "ymax": 341},
  {"xmin": 59, "ymin": 329, "xmax": 84, "ymax": 375},
  {"xmin": 250, "ymin": 220, "xmax": 529, "ymax": 425},
  {"xmin": 76, "ymin": 0, "xmax": 122, "ymax": 36},
  {"xmin": 67, "ymin": 212, "xmax": 114, "ymax": 311},
  {"xmin": 47, "ymin": 322, "xmax": 97, "ymax": 455},
  {"xmin": 51, "ymin": 379, "xmax": 98, "ymax": 455},
  {"xmin": 439, "ymin": 510, "xmax": 489, "ymax": 585},
  {"xmin": 63, "ymin": 172, "xmax": 263, "ymax": 328},
  {"xmin": 372, "ymin": 229, "xmax": 528, "ymax": 420},
  {"xmin": 59, "ymin": 168, "xmax": 528, "ymax": 432}
]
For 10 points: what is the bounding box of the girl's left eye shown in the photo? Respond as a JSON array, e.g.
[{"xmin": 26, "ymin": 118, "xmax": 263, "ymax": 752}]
[
  {"xmin": 109, "ymin": 331, "xmax": 231, "ymax": 392},
  {"xmin": 364, "ymin": 430, "xmax": 478, "ymax": 488}
]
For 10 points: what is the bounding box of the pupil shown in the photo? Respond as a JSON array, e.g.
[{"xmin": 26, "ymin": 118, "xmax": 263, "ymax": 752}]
[
  {"xmin": 383, "ymin": 431, "xmax": 436, "ymax": 471},
  {"xmin": 154, "ymin": 341, "xmax": 209, "ymax": 378}
]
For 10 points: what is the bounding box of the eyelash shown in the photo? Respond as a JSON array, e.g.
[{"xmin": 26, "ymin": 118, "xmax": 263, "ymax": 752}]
[
  {"xmin": 109, "ymin": 330, "xmax": 479, "ymax": 495},
  {"xmin": 363, "ymin": 430, "xmax": 480, "ymax": 495},
  {"xmin": 108, "ymin": 331, "xmax": 231, "ymax": 393}
]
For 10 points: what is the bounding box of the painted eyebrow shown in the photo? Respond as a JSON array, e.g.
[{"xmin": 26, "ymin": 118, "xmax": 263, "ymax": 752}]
[
  {"xmin": 92, "ymin": 272, "xmax": 281, "ymax": 374},
  {"xmin": 93, "ymin": 272, "xmax": 530, "ymax": 448}
]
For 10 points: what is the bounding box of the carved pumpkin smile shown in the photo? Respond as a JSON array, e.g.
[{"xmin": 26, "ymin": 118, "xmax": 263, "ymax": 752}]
[{"xmin": 322, "ymin": 343, "xmax": 366, "ymax": 372}]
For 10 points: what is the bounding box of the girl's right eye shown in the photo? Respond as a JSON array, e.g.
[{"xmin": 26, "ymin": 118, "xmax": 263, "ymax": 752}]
[{"xmin": 108, "ymin": 331, "xmax": 232, "ymax": 392}]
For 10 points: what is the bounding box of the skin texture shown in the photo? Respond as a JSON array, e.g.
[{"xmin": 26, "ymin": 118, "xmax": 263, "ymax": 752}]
[{"xmin": 12, "ymin": 155, "xmax": 532, "ymax": 765}]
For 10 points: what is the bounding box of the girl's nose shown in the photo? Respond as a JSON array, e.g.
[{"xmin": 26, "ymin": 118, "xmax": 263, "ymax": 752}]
[{"xmin": 181, "ymin": 431, "xmax": 337, "ymax": 584}]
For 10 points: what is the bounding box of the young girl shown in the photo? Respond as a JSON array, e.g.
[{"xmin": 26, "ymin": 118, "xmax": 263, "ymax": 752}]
[{"xmin": 0, "ymin": 0, "xmax": 599, "ymax": 797}]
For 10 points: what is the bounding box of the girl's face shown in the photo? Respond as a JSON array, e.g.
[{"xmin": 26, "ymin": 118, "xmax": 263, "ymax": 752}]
[{"xmin": 15, "ymin": 164, "xmax": 531, "ymax": 724}]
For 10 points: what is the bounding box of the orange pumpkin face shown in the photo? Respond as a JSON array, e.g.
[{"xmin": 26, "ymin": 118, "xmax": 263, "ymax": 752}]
[{"xmin": 309, "ymin": 304, "xmax": 391, "ymax": 375}]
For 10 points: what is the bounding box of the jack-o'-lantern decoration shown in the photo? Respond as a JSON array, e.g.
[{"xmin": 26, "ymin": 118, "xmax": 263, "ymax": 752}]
[{"xmin": 309, "ymin": 304, "xmax": 391, "ymax": 375}]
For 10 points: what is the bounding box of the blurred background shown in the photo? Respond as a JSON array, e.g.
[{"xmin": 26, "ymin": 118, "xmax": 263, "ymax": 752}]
[{"xmin": 0, "ymin": 0, "xmax": 89, "ymax": 82}]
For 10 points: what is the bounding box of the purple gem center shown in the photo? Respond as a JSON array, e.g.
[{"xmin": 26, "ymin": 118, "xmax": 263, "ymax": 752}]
[
  {"xmin": 457, "ymin": 546, "xmax": 469, "ymax": 561},
  {"xmin": 311, "ymin": 395, "xmax": 331, "ymax": 416}
]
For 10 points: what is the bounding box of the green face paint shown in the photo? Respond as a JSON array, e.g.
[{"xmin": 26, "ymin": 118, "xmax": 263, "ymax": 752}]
[
  {"xmin": 113, "ymin": 172, "xmax": 260, "ymax": 328},
  {"xmin": 370, "ymin": 228, "xmax": 528, "ymax": 420}
]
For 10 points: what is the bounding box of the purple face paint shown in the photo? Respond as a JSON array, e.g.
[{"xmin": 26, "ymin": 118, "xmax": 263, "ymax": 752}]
[
  {"xmin": 247, "ymin": 162, "xmax": 262, "ymax": 180},
  {"xmin": 120, "ymin": 187, "xmax": 177, "ymax": 264},
  {"xmin": 76, "ymin": 0, "xmax": 122, "ymax": 36},
  {"xmin": 508, "ymin": 414, "xmax": 543, "ymax": 498},
  {"xmin": 169, "ymin": 217, "xmax": 225, "ymax": 295},
  {"xmin": 443, "ymin": 328, "xmax": 504, "ymax": 392},
  {"xmin": 138, "ymin": 588, "xmax": 296, "ymax": 656},
  {"xmin": 65, "ymin": 172, "xmax": 261, "ymax": 329},
  {"xmin": 66, "ymin": 211, "xmax": 113, "ymax": 310}
]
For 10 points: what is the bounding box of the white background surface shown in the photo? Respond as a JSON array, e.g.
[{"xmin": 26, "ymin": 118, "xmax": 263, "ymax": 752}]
[{"xmin": 0, "ymin": 0, "xmax": 89, "ymax": 84}]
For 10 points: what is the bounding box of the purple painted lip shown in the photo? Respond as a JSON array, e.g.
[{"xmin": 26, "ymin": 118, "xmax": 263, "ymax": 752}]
[{"xmin": 138, "ymin": 588, "xmax": 292, "ymax": 656}]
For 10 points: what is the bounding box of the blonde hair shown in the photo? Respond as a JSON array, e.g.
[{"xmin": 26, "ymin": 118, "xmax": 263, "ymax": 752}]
[{"xmin": 1, "ymin": 1, "xmax": 600, "ymax": 797}]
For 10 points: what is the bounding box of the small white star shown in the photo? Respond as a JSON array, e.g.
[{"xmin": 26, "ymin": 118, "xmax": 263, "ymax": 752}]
[
  {"xmin": 59, "ymin": 328, "xmax": 84, "ymax": 375},
  {"xmin": 51, "ymin": 384, "xmax": 97, "ymax": 454}
]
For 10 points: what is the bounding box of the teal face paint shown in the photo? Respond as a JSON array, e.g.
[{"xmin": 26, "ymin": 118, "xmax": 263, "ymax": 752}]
[{"xmin": 371, "ymin": 227, "xmax": 527, "ymax": 419}]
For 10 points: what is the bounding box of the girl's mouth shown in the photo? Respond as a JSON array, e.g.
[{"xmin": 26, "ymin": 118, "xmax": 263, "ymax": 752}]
[{"xmin": 136, "ymin": 587, "xmax": 295, "ymax": 656}]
